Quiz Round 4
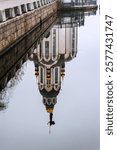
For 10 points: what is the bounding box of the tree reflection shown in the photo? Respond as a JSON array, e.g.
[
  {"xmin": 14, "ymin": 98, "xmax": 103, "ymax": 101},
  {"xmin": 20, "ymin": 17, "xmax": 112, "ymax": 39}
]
[{"xmin": 0, "ymin": 62, "xmax": 26, "ymax": 109}]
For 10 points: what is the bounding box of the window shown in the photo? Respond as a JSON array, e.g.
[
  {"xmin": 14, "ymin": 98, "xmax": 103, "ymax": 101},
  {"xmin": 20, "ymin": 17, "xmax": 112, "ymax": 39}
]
[
  {"xmin": 53, "ymin": 29, "xmax": 56, "ymax": 58},
  {"xmin": 40, "ymin": 68, "xmax": 44, "ymax": 83},
  {"xmin": 55, "ymin": 68, "xmax": 58, "ymax": 84},
  {"xmin": 45, "ymin": 41, "xmax": 49, "ymax": 59},
  {"xmin": 40, "ymin": 43, "xmax": 42, "ymax": 58}
]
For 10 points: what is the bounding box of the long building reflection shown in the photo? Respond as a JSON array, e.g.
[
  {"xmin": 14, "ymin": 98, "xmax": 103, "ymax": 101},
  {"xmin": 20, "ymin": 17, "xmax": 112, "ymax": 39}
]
[{"xmin": 31, "ymin": 13, "xmax": 81, "ymax": 126}]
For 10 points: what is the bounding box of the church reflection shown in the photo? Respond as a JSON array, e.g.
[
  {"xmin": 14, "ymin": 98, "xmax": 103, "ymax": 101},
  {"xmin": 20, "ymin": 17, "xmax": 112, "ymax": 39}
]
[
  {"xmin": 0, "ymin": 10, "xmax": 97, "ymax": 125},
  {"xmin": 31, "ymin": 14, "xmax": 79, "ymax": 126}
]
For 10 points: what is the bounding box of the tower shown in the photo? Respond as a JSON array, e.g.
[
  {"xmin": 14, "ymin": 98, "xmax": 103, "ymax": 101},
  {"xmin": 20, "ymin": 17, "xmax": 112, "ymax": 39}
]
[{"xmin": 30, "ymin": 13, "xmax": 79, "ymax": 126}]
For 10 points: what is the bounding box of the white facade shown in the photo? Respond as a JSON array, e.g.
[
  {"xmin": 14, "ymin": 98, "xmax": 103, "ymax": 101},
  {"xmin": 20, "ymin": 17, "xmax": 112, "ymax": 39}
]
[
  {"xmin": 35, "ymin": 24, "xmax": 78, "ymax": 64},
  {"xmin": 38, "ymin": 67, "xmax": 61, "ymax": 92}
]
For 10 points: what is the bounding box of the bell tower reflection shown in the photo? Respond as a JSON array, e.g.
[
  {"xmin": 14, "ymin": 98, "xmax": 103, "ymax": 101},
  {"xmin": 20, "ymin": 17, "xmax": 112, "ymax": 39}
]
[{"xmin": 31, "ymin": 14, "xmax": 80, "ymax": 126}]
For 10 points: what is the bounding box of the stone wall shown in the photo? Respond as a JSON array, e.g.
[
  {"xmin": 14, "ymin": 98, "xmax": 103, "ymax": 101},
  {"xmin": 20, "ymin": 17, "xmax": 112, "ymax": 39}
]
[
  {"xmin": 0, "ymin": 13, "xmax": 57, "ymax": 91},
  {"xmin": 0, "ymin": 1, "xmax": 58, "ymax": 53}
]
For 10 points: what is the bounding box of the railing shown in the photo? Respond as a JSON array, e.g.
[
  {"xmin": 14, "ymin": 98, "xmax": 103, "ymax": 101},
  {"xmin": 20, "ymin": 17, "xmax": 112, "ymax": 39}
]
[
  {"xmin": 0, "ymin": 0, "xmax": 56, "ymax": 23},
  {"xmin": 62, "ymin": 1, "xmax": 97, "ymax": 7}
]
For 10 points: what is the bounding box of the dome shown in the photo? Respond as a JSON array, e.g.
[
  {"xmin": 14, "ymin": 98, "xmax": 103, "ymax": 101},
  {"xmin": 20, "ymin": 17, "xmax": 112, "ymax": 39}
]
[
  {"xmin": 40, "ymin": 88, "xmax": 60, "ymax": 98},
  {"xmin": 46, "ymin": 107, "xmax": 54, "ymax": 113}
]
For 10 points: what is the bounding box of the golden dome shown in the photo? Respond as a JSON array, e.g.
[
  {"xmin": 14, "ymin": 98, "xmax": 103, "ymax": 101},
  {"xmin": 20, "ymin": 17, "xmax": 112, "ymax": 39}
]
[{"xmin": 46, "ymin": 108, "xmax": 54, "ymax": 113}]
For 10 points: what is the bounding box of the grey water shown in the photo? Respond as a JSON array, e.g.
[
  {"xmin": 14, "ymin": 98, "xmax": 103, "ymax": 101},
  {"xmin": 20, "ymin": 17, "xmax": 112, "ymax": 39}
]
[{"xmin": 0, "ymin": 9, "xmax": 99, "ymax": 150}]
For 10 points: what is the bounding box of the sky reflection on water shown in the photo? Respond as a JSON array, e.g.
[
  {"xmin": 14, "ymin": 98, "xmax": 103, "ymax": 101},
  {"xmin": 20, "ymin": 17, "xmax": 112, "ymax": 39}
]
[{"xmin": 0, "ymin": 9, "xmax": 99, "ymax": 150}]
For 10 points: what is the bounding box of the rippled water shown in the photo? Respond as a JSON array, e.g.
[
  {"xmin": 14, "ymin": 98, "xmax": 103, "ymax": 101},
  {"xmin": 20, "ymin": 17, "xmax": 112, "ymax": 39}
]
[{"xmin": 0, "ymin": 9, "xmax": 99, "ymax": 150}]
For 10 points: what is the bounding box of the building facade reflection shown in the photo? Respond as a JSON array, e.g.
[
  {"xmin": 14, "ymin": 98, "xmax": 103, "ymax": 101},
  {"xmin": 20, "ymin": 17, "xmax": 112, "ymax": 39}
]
[{"xmin": 31, "ymin": 14, "xmax": 80, "ymax": 126}]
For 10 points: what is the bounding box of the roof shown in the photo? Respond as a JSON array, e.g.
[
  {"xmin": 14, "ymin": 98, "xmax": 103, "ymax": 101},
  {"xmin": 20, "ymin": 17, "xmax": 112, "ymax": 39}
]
[{"xmin": 40, "ymin": 88, "xmax": 60, "ymax": 98}]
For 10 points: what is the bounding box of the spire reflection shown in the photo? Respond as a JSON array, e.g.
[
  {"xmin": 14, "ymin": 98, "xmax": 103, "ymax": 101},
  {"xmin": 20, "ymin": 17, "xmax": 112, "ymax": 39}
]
[{"xmin": 31, "ymin": 14, "xmax": 79, "ymax": 126}]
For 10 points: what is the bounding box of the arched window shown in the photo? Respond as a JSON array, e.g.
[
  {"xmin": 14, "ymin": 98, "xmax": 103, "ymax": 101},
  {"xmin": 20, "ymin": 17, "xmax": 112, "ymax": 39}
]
[{"xmin": 45, "ymin": 41, "xmax": 49, "ymax": 59}]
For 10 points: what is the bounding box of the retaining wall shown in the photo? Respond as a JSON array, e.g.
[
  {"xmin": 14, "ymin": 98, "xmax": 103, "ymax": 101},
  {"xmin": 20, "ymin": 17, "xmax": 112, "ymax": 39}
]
[
  {"xmin": 0, "ymin": 0, "xmax": 58, "ymax": 53},
  {"xmin": 0, "ymin": 13, "xmax": 57, "ymax": 91}
]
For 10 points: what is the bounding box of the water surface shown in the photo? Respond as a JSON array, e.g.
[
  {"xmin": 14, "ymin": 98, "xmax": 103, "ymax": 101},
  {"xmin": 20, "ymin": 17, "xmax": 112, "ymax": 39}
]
[{"xmin": 0, "ymin": 9, "xmax": 99, "ymax": 150}]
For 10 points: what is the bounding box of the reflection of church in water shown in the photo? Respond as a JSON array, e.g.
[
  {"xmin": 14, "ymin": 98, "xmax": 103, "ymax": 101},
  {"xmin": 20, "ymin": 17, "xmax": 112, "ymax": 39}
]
[{"xmin": 31, "ymin": 15, "xmax": 80, "ymax": 126}]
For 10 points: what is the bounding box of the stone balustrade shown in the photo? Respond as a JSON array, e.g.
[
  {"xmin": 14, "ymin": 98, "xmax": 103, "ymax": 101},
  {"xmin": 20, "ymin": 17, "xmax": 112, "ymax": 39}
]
[
  {"xmin": 0, "ymin": 0, "xmax": 58, "ymax": 52},
  {"xmin": 0, "ymin": 0, "xmax": 55, "ymax": 22}
]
